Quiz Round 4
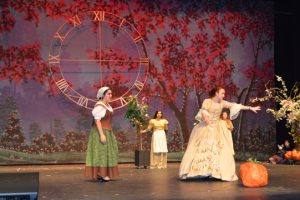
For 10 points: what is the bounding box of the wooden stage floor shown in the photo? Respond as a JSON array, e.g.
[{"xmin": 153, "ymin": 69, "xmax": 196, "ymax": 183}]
[{"xmin": 0, "ymin": 162, "xmax": 300, "ymax": 200}]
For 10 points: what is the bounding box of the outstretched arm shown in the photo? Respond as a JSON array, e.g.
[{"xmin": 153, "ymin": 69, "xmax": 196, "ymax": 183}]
[
  {"xmin": 223, "ymin": 100, "xmax": 261, "ymax": 113},
  {"xmin": 240, "ymin": 105, "xmax": 261, "ymax": 113},
  {"xmin": 222, "ymin": 100, "xmax": 261, "ymax": 120}
]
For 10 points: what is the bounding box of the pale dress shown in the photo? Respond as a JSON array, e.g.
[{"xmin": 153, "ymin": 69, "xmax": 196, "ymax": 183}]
[
  {"xmin": 147, "ymin": 119, "xmax": 168, "ymax": 169},
  {"xmin": 179, "ymin": 98, "xmax": 243, "ymax": 181}
]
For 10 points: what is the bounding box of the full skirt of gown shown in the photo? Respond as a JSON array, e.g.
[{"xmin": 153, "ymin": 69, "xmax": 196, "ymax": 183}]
[{"xmin": 179, "ymin": 120, "xmax": 237, "ymax": 181}]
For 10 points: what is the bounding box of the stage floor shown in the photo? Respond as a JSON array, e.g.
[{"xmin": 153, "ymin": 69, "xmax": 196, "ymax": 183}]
[{"xmin": 1, "ymin": 163, "xmax": 300, "ymax": 200}]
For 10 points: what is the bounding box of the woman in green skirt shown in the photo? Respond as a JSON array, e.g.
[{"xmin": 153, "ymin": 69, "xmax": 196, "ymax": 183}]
[{"xmin": 85, "ymin": 86, "xmax": 119, "ymax": 182}]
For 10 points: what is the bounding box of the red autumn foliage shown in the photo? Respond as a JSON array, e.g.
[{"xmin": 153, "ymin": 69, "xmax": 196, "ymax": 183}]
[
  {"xmin": 0, "ymin": 44, "xmax": 51, "ymax": 84},
  {"xmin": 0, "ymin": 0, "xmax": 274, "ymax": 145}
]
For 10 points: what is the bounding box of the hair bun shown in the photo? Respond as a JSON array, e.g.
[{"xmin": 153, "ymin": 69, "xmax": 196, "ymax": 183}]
[{"xmin": 208, "ymin": 86, "xmax": 224, "ymax": 97}]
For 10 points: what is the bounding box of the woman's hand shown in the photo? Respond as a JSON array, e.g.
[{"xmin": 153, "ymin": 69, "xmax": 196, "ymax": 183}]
[
  {"xmin": 100, "ymin": 134, "xmax": 106, "ymax": 144},
  {"xmin": 204, "ymin": 117, "xmax": 211, "ymax": 125},
  {"xmin": 201, "ymin": 111, "xmax": 211, "ymax": 125},
  {"xmin": 140, "ymin": 130, "xmax": 147, "ymax": 134},
  {"xmin": 250, "ymin": 106, "xmax": 261, "ymax": 113}
]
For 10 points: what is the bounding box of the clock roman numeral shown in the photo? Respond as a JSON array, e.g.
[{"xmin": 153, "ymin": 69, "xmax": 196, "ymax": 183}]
[
  {"xmin": 69, "ymin": 15, "xmax": 81, "ymax": 27},
  {"xmin": 49, "ymin": 54, "xmax": 60, "ymax": 64},
  {"xmin": 119, "ymin": 19, "xmax": 125, "ymax": 27},
  {"xmin": 120, "ymin": 97, "xmax": 128, "ymax": 106},
  {"xmin": 93, "ymin": 11, "xmax": 105, "ymax": 21},
  {"xmin": 134, "ymin": 81, "xmax": 144, "ymax": 90},
  {"xmin": 77, "ymin": 96, "xmax": 89, "ymax": 107},
  {"xmin": 54, "ymin": 32, "xmax": 66, "ymax": 42},
  {"xmin": 56, "ymin": 79, "xmax": 69, "ymax": 92},
  {"xmin": 139, "ymin": 58, "xmax": 149, "ymax": 64},
  {"xmin": 133, "ymin": 35, "xmax": 143, "ymax": 43}
]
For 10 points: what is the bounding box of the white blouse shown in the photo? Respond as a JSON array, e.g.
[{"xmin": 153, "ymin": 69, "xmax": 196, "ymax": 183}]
[{"xmin": 92, "ymin": 102, "xmax": 113, "ymax": 120}]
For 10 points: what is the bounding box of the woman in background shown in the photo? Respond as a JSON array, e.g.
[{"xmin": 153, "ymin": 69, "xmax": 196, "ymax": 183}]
[
  {"xmin": 142, "ymin": 111, "xmax": 169, "ymax": 169},
  {"xmin": 268, "ymin": 139, "xmax": 293, "ymax": 164},
  {"xmin": 221, "ymin": 111, "xmax": 234, "ymax": 132}
]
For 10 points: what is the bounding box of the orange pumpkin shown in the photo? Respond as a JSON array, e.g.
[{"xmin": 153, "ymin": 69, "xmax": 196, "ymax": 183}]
[
  {"xmin": 291, "ymin": 149, "xmax": 299, "ymax": 160},
  {"xmin": 240, "ymin": 162, "xmax": 268, "ymax": 187},
  {"xmin": 294, "ymin": 151, "xmax": 300, "ymax": 161},
  {"xmin": 285, "ymin": 151, "xmax": 292, "ymax": 159},
  {"xmin": 295, "ymin": 155, "xmax": 300, "ymax": 161}
]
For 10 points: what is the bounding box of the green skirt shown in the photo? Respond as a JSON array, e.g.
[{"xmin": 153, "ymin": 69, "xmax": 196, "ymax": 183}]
[{"xmin": 85, "ymin": 127, "xmax": 119, "ymax": 179}]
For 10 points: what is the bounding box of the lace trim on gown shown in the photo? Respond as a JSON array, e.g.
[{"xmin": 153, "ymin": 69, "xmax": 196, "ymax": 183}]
[{"xmin": 195, "ymin": 109, "xmax": 210, "ymax": 122}]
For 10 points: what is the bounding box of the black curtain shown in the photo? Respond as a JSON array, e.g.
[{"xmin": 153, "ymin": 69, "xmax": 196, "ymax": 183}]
[{"xmin": 275, "ymin": 0, "xmax": 299, "ymax": 147}]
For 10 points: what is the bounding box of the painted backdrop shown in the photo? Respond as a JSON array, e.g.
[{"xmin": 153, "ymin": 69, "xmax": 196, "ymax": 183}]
[{"xmin": 0, "ymin": 0, "xmax": 274, "ymax": 164}]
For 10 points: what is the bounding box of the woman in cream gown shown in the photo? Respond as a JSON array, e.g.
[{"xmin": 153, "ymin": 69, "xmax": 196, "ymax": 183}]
[{"xmin": 179, "ymin": 86, "xmax": 260, "ymax": 181}]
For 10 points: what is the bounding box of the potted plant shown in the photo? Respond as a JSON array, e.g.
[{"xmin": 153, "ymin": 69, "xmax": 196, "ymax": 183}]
[
  {"xmin": 252, "ymin": 75, "xmax": 300, "ymax": 149},
  {"xmin": 124, "ymin": 96, "xmax": 150, "ymax": 168}
]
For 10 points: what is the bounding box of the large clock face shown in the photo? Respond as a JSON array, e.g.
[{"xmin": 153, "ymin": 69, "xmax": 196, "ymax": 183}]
[{"xmin": 48, "ymin": 11, "xmax": 149, "ymax": 110}]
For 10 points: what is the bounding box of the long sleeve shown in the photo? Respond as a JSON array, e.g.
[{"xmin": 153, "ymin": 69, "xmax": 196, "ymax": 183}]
[
  {"xmin": 195, "ymin": 99, "xmax": 211, "ymax": 122},
  {"xmin": 222, "ymin": 100, "xmax": 249, "ymax": 120}
]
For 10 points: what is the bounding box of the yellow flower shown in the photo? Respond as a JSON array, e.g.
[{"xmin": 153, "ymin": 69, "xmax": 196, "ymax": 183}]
[
  {"xmin": 281, "ymin": 100, "xmax": 295, "ymax": 110},
  {"xmin": 287, "ymin": 112, "xmax": 297, "ymax": 123}
]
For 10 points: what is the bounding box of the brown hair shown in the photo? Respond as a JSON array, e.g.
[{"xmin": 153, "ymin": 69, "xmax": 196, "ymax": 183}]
[
  {"xmin": 209, "ymin": 86, "xmax": 225, "ymax": 98},
  {"xmin": 153, "ymin": 110, "xmax": 163, "ymax": 119},
  {"xmin": 220, "ymin": 111, "xmax": 229, "ymax": 120}
]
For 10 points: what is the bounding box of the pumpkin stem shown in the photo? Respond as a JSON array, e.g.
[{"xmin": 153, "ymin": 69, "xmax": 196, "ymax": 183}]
[{"xmin": 247, "ymin": 157, "xmax": 262, "ymax": 164}]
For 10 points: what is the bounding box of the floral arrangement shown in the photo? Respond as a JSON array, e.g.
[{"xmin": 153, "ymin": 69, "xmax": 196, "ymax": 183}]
[
  {"xmin": 124, "ymin": 96, "xmax": 149, "ymax": 129},
  {"xmin": 124, "ymin": 96, "xmax": 149, "ymax": 150},
  {"xmin": 251, "ymin": 75, "xmax": 300, "ymax": 144}
]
